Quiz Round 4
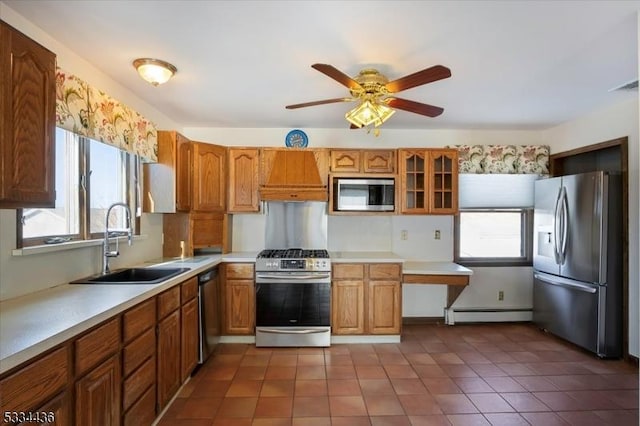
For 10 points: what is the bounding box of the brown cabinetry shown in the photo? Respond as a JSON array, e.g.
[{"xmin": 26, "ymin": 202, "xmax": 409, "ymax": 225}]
[
  {"xmin": 0, "ymin": 21, "xmax": 56, "ymax": 208},
  {"xmin": 156, "ymin": 289, "xmax": 181, "ymax": 411},
  {"xmin": 260, "ymin": 148, "xmax": 329, "ymax": 201},
  {"xmin": 222, "ymin": 263, "xmax": 255, "ymax": 335},
  {"xmin": 228, "ymin": 147, "xmax": 260, "ymax": 212},
  {"xmin": 330, "ymin": 149, "xmax": 396, "ymax": 174},
  {"xmin": 180, "ymin": 277, "xmax": 199, "ymax": 381},
  {"xmin": 332, "ymin": 263, "xmax": 402, "ymax": 335},
  {"xmin": 192, "ymin": 142, "xmax": 226, "ymax": 212},
  {"xmin": 75, "ymin": 354, "xmax": 121, "ymax": 426},
  {"xmin": 398, "ymin": 148, "xmax": 458, "ymax": 214}
]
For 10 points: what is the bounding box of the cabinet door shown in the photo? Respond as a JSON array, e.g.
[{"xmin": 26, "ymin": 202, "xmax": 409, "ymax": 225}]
[
  {"xmin": 428, "ymin": 149, "xmax": 458, "ymax": 214},
  {"xmin": 228, "ymin": 148, "xmax": 260, "ymax": 212},
  {"xmin": 399, "ymin": 150, "xmax": 428, "ymax": 214},
  {"xmin": 330, "ymin": 150, "xmax": 361, "ymax": 173},
  {"xmin": 176, "ymin": 134, "xmax": 192, "ymax": 211},
  {"xmin": 0, "ymin": 22, "xmax": 56, "ymax": 208},
  {"xmin": 363, "ymin": 150, "xmax": 395, "ymax": 174},
  {"xmin": 331, "ymin": 280, "xmax": 365, "ymax": 334},
  {"xmin": 15, "ymin": 392, "xmax": 70, "ymax": 426},
  {"xmin": 181, "ymin": 298, "xmax": 199, "ymax": 380},
  {"xmin": 192, "ymin": 142, "xmax": 226, "ymax": 212},
  {"xmin": 223, "ymin": 279, "xmax": 255, "ymax": 335},
  {"xmin": 75, "ymin": 354, "xmax": 121, "ymax": 426},
  {"xmin": 157, "ymin": 309, "xmax": 181, "ymax": 411},
  {"xmin": 368, "ymin": 280, "xmax": 401, "ymax": 334}
]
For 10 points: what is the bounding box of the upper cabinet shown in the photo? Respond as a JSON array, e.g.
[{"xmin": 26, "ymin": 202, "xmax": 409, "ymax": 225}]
[
  {"xmin": 144, "ymin": 133, "xmax": 226, "ymax": 213},
  {"xmin": 228, "ymin": 148, "xmax": 260, "ymax": 213},
  {"xmin": 330, "ymin": 149, "xmax": 395, "ymax": 174},
  {"xmin": 259, "ymin": 148, "xmax": 329, "ymax": 201},
  {"xmin": 398, "ymin": 148, "xmax": 458, "ymax": 214},
  {"xmin": 192, "ymin": 142, "xmax": 226, "ymax": 212},
  {"xmin": 0, "ymin": 21, "xmax": 56, "ymax": 208}
]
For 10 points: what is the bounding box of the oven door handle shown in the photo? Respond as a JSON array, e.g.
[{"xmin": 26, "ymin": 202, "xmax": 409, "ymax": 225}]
[
  {"xmin": 258, "ymin": 328, "xmax": 329, "ymax": 335},
  {"xmin": 256, "ymin": 273, "xmax": 331, "ymax": 280}
]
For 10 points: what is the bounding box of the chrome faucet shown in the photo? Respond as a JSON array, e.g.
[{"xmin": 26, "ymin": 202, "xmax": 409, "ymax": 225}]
[{"xmin": 102, "ymin": 202, "xmax": 132, "ymax": 274}]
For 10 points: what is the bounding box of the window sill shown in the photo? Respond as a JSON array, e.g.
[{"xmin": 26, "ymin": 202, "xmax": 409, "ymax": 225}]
[{"xmin": 12, "ymin": 235, "xmax": 149, "ymax": 257}]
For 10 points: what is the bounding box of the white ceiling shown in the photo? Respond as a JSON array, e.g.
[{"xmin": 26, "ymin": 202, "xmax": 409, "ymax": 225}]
[{"xmin": 4, "ymin": 0, "xmax": 639, "ymax": 130}]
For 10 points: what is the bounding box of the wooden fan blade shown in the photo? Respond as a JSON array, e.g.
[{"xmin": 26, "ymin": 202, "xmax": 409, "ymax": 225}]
[
  {"xmin": 385, "ymin": 65, "xmax": 451, "ymax": 93},
  {"xmin": 386, "ymin": 97, "xmax": 444, "ymax": 117},
  {"xmin": 286, "ymin": 97, "xmax": 354, "ymax": 109},
  {"xmin": 312, "ymin": 64, "xmax": 362, "ymax": 90}
]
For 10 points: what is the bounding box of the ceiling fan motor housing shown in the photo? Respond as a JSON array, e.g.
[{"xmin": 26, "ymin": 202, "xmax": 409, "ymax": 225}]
[{"xmin": 350, "ymin": 69, "xmax": 389, "ymax": 98}]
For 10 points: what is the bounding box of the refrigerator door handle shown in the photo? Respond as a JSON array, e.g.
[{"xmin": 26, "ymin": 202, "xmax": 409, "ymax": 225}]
[
  {"xmin": 553, "ymin": 187, "xmax": 563, "ymax": 264},
  {"xmin": 560, "ymin": 187, "xmax": 569, "ymax": 264},
  {"xmin": 534, "ymin": 273, "xmax": 597, "ymax": 294}
]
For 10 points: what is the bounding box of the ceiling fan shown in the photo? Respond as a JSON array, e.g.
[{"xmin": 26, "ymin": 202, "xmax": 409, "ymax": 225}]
[{"xmin": 285, "ymin": 63, "xmax": 451, "ymax": 129}]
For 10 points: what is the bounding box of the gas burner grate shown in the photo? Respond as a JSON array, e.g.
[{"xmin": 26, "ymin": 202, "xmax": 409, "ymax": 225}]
[{"xmin": 257, "ymin": 249, "xmax": 330, "ymax": 259}]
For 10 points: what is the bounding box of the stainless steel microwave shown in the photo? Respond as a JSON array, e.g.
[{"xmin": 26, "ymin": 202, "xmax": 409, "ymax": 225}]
[{"xmin": 334, "ymin": 178, "xmax": 395, "ymax": 212}]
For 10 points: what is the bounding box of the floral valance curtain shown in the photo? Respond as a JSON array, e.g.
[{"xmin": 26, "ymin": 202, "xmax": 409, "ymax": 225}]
[
  {"xmin": 55, "ymin": 67, "xmax": 158, "ymax": 162},
  {"xmin": 447, "ymin": 144, "xmax": 550, "ymax": 174}
]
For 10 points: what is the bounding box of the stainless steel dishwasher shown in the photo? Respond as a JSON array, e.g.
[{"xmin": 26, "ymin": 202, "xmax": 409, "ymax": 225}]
[{"xmin": 197, "ymin": 268, "xmax": 220, "ymax": 364}]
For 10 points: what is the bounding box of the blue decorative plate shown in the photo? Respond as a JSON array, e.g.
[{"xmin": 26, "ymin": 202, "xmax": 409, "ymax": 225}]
[{"xmin": 285, "ymin": 129, "xmax": 308, "ymax": 148}]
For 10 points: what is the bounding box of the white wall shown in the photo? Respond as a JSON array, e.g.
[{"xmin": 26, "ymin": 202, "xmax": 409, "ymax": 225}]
[
  {"xmin": 0, "ymin": 6, "xmax": 178, "ymax": 300},
  {"xmin": 542, "ymin": 97, "xmax": 639, "ymax": 357}
]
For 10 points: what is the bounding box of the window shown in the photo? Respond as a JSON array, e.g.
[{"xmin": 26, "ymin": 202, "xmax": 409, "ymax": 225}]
[
  {"xmin": 454, "ymin": 174, "xmax": 539, "ymax": 267},
  {"xmin": 455, "ymin": 209, "xmax": 533, "ymax": 266},
  {"xmin": 19, "ymin": 128, "xmax": 140, "ymax": 247}
]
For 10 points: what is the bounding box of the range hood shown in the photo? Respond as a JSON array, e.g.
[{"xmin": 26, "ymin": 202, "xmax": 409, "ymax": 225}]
[{"xmin": 259, "ymin": 148, "xmax": 329, "ymax": 202}]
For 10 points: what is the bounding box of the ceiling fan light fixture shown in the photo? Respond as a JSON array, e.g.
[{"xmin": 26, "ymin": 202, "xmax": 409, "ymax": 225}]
[
  {"xmin": 345, "ymin": 99, "xmax": 395, "ymax": 128},
  {"xmin": 133, "ymin": 58, "xmax": 177, "ymax": 86}
]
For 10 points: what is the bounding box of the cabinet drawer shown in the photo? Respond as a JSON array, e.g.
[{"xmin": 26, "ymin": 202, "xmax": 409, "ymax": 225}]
[
  {"xmin": 123, "ymin": 356, "xmax": 155, "ymax": 411},
  {"xmin": 157, "ymin": 286, "xmax": 181, "ymax": 320},
  {"xmin": 181, "ymin": 277, "xmax": 198, "ymax": 302},
  {"xmin": 123, "ymin": 298, "xmax": 156, "ymax": 343},
  {"xmin": 369, "ymin": 263, "xmax": 402, "ymax": 280},
  {"xmin": 0, "ymin": 347, "xmax": 68, "ymax": 413},
  {"xmin": 123, "ymin": 384, "xmax": 156, "ymax": 426},
  {"xmin": 332, "ymin": 264, "xmax": 365, "ymax": 280},
  {"xmin": 123, "ymin": 328, "xmax": 156, "ymax": 377},
  {"xmin": 75, "ymin": 318, "xmax": 120, "ymax": 376},
  {"xmin": 225, "ymin": 263, "xmax": 254, "ymax": 279}
]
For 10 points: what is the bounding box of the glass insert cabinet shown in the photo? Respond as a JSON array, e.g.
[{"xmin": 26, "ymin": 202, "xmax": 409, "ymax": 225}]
[{"xmin": 398, "ymin": 149, "xmax": 458, "ymax": 214}]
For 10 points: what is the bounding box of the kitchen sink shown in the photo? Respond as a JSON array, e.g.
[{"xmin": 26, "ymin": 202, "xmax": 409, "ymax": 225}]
[{"xmin": 70, "ymin": 267, "xmax": 190, "ymax": 285}]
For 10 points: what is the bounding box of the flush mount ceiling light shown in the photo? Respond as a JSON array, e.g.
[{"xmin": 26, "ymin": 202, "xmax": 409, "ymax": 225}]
[{"xmin": 132, "ymin": 58, "xmax": 177, "ymax": 86}]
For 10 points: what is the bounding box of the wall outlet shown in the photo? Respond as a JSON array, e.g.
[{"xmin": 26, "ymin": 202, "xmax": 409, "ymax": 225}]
[
  {"xmin": 498, "ymin": 290, "xmax": 504, "ymax": 301},
  {"xmin": 401, "ymin": 230, "xmax": 408, "ymax": 240},
  {"xmin": 434, "ymin": 230, "xmax": 441, "ymax": 240}
]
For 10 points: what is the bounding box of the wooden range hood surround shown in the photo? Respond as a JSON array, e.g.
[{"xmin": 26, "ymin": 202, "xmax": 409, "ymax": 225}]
[{"xmin": 259, "ymin": 148, "xmax": 329, "ymax": 201}]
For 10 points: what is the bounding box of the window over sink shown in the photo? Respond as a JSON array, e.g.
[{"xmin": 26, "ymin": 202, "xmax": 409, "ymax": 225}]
[{"xmin": 19, "ymin": 127, "xmax": 140, "ymax": 247}]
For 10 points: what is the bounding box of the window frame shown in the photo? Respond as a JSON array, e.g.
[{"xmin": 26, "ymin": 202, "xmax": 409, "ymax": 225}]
[
  {"xmin": 454, "ymin": 207, "xmax": 534, "ymax": 267},
  {"xmin": 17, "ymin": 130, "xmax": 141, "ymax": 248}
]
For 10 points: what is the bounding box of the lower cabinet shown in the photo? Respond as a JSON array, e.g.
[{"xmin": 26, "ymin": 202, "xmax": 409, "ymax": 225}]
[
  {"xmin": 222, "ymin": 263, "xmax": 255, "ymax": 335},
  {"xmin": 157, "ymin": 308, "xmax": 181, "ymax": 411},
  {"xmin": 332, "ymin": 263, "xmax": 402, "ymax": 335},
  {"xmin": 75, "ymin": 354, "xmax": 121, "ymax": 426},
  {"xmin": 181, "ymin": 284, "xmax": 199, "ymax": 381}
]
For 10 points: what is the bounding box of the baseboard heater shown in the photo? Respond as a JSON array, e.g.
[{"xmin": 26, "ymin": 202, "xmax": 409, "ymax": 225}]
[{"xmin": 444, "ymin": 307, "xmax": 532, "ymax": 325}]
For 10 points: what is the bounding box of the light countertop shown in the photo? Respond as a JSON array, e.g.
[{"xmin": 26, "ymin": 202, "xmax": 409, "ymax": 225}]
[
  {"xmin": 329, "ymin": 251, "xmax": 404, "ymax": 263},
  {"xmin": 402, "ymin": 261, "xmax": 473, "ymax": 276}
]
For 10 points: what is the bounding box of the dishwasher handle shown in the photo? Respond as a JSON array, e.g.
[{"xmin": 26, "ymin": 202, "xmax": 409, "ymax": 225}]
[{"xmin": 198, "ymin": 269, "xmax": 217, "ymax": 284}]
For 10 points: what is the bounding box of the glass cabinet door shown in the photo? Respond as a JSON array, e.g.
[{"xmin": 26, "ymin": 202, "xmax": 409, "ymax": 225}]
[
  {"xmin": 429, "ymin": 149, "xmax": 458, "ymax": 214},
  {"xmin": 400, "ymin": 150, "xmax": 427, "ymax": 213}
]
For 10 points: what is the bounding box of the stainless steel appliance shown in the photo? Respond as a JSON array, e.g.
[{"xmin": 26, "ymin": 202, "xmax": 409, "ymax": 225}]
[
  {"xmin": 533, "ymin": 171, "xmax": 622, "ymax": 357},
  {"xmin": 334, "ymin": 178, "xmax": 395, "ymax": 212},
  {"xmin": 197, "ymin": 268, "xmax": 220, "ymax": 364},
  {"xmin": 255, "ymin": 248, "xmax": 331, "ymax": 347}
]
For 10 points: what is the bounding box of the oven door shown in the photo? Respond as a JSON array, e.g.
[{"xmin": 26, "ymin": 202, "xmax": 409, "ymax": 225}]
[{"xmin": 255, "ymin": 280, "xmax": 331, "ymax": 347}]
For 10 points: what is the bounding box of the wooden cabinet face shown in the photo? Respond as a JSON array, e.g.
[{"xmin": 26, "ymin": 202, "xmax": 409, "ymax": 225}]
[
  {"xmin": 330, "ymin": 150, "xmax": 361, "ymax": 173},
  {"xmin": 223, "ymin": 279, "xmax": 255, "ymax": 335},
  {"xmin": 228, "ymin": 148, "xmax": 260, "ymax": 212},
  {"xmin": 181, "ymin": 298, "xmax": 199, "ymax": 380},
  {"xmin": 368, "ymin": 280, "xmax": 401, "ymax": 334},
  {"xmin": 399, "ymin": 150, "xmax": 428, "ymax": 213},
  {"xmin": 24, "ymin": 392, "xmax": 70, "ymax": 426},
  {"xmin": 428, "ymin": 149, "xmax": 458, "ymax": 214},
  {"xmin": 176, "ymin": 135, "xmax": 192, "ymax": 211},
  {"xmin": 75, "ymin": 354, "xmax": 121, "ymax": 426},
  {"xmin": 157, "ymin": 309, "xmax": 181, "ymax": 411},
  {"xmin": 331, "ymin": 280, "xmax": 365, "ymax": 334},
  {"xmin": 363, "ymin": 150, "xmax": 395, "ymax": 174},
  {"xmin": 0, "ymin": 22, "xmax": 56, "ymax": 208},
  {"xmin": 192, "ymin": 142, "xmax": 226, "ymax": 212}
]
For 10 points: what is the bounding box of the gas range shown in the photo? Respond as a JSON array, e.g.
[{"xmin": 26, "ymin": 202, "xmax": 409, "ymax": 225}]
[{"xmin": 255, "ymin": 248, "xmax": 331, "ymax": 272}]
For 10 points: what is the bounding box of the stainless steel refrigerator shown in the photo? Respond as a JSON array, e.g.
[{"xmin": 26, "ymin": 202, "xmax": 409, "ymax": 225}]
[{"xmin": 533, "ymin": 171, "xmax": 622, "ymax": 358}]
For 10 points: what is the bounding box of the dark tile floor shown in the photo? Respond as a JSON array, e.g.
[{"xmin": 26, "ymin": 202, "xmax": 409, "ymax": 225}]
[{"xmin": 157, "ymin": 323, "xmax": 638, "ymax": 425}]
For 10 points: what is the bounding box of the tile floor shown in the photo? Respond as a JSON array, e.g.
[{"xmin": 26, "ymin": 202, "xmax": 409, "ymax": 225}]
[{"xmin": 157, "ymin": 323, "xmax": 638, "ymax": 425}]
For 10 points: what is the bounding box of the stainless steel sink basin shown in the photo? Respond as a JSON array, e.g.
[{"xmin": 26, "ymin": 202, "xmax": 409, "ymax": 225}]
[{"xmin": 70, "ymin": 267, "xmax": 190, "ymax": 285}]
